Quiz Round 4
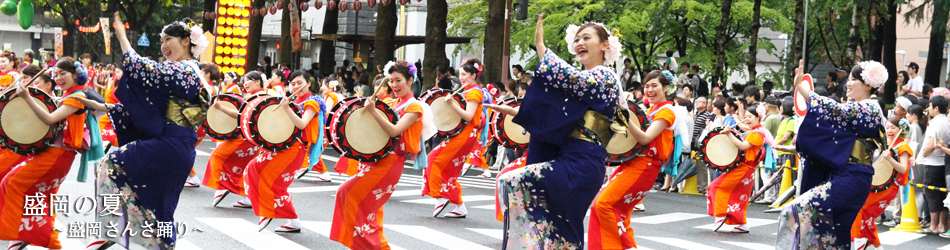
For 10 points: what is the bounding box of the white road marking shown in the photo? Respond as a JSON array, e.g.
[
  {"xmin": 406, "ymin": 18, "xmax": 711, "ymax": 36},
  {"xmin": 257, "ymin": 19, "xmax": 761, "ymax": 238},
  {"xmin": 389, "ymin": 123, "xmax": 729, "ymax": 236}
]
[
  {"xmin": 720, "ymin": 241, "xmax": 774, "ymax": 250},
  {"xmin": 400, "ymin": 195, "xmax": 495, "ymax": 204},
  {"xmin": 387, "ymin": 224, "xmax": 493, "ymax": 250},
  {"xmin": 195, "ymin": 217, "xmax": 309, "ymax": 250},
  {"xmin": 630, "ymin": 212, "xmax": 708, "ymax": 225},
  {"xmin": 693, "ymin": 218, "xmax": 777, "ymax": 230},
  {"xmin": 287, "ymin": 185, "xmax": 341, "ymax": 193},
  {"xmin": 175, "ymin": 239, "xmax": 203, "ymax": 250},
  {"xmin": 640, "ymin": 236, "xmax": 725, "ymax": 250},
  {"xmin": 467, "ymin": 228, "xmax": 502, "ymax": 240},
  {"xmin": 878, "ymin": 230, "xmax": 926, "ymax": 245}
]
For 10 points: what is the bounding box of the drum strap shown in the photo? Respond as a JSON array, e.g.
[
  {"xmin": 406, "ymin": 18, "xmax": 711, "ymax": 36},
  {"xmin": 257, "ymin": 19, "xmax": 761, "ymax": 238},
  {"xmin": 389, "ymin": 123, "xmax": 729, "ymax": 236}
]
[{"xmin": 62, "ymin": 89, "xmax": 105, "ymax": 182}]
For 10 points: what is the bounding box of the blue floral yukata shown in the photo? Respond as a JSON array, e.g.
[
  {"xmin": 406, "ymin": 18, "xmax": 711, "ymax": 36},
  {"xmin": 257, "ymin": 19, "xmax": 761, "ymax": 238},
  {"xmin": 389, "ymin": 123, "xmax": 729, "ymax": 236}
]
[
  {"xmin": 498, "ymin": 49, "xmax": 619, "ymax": 249},
  {"xmin": 777, "ymin": 92, "xmax": 885, "ymax": 249},
  {"xmin": 95, "ymin": 49, "xmax": 205, "ymax": 250}
]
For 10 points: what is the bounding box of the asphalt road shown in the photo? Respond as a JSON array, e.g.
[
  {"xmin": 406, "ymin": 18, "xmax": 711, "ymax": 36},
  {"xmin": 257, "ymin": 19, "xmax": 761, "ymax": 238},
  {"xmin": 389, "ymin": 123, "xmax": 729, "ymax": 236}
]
[{"xmin": 26, "ymin": 138, "xmax": 950, "ymax": 249}]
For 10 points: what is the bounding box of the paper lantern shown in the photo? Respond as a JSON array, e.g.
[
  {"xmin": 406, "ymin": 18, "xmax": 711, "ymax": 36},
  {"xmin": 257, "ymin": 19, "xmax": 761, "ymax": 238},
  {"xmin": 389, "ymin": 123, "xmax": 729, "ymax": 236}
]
[
  {"xmin": 237, "ymin": 68, "xmax": 246, "ymax": 75},
  {"xmin": 220, "ymin": 0, "xmax": 228, "ymax": 6},
  {"xmin": 217, "ymin": 17, "xmax": 226, "ymax": 25},
  {"xmin": 243, "ymin": 9, "xmax": 250, "ymax": 17},
  {"xmin": 354, "ymin": 1, "xmax": 362, "ymax": 11},
  {"xmin": 224, "ymin": 37, "xmax": 232, "ymax": 45},
  {"xmin": 270, "ymin": 5, "xmax": 278, "ymax": 14},
  {"xmin": 242, "ymin": 20, "xmax": 249, "ymax": 27},
  {"xmin": 301, "ymin": 2, "xmax": 309, "ymax": 11},
  {"xmin": 339, "ymin": 1, "xmax": 347, "ymax": 12},
  {"xmin": 367, "ymin": 0, "xmax": 376, "ymax": 8},
  {"xmin": 316, "ymin": 0, "xmax": 323, "ymax": 9},
  {"xmin": 218, "ymin": 7, "xmax": 227, "ymax": 15},
  {"xmin": 277, "ymin": 0, "xmax": 284, "ymax": 9},
  {"xmin": 216, "ymin": 37, "xmax": 225, "ymax": 45},
  {"xmin": 328, "ymin": 0, "xmax": 335, "ymax": 10},
  {"xmin": 215, "ymin": 56, "xmax": 223, "ymax": 64},
  {"xmin": 225, "ymin": 27, "xmax": 233, "ymax": 35},
  {"xmin": 250, "ymin": 8, "xmax": 258, "ymax": 17}
]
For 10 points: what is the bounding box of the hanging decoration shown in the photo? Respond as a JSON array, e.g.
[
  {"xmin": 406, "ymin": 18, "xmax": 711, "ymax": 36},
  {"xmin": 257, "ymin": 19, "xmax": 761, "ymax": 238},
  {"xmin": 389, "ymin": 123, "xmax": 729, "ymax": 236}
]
[
  {"xmin": 0, "ymin": 0, "xmax": 16, "ymax": 16},
  {"xmin": 367, "ymin": 0, "xmax": 376, "ymax": 8},
  {"xmin": 301, "ymin": 2, "xmax": 309, "ymax": 11},
  {"xmin": 17, "ymin": 0, "xmax": 32, "ymax": 29},
  {"xmin": 328, "ymin": 0, "xmax": 336, "ymax": 10},
  {"xmin": 315, "ymin": 0, "xmax": 323, "ymax": 9},
  {"xmin": 212, "ymin": 0, "xmax": 250, "ymax": 75},
  {"xmin": 353, "ymin": 0, "xmax": 362, "ymax": 11},
  {"xmin": 339, "ymin": 0, "xmax": 347, "ymax": 12}
]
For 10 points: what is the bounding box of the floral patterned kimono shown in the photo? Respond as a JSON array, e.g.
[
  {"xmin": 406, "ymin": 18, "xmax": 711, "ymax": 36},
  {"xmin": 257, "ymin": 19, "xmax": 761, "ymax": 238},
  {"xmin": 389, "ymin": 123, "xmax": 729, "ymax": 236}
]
[
  {"xmin": 95, "ymin": 49, "xmax": 206, "ymax": 250},
  {"xmin": 776, "ymin": 93, "xmax": 884, "ymax": 249},
  {"xmin": 498, "ymin": 49, "xmax": 619, "ymax": 249}
]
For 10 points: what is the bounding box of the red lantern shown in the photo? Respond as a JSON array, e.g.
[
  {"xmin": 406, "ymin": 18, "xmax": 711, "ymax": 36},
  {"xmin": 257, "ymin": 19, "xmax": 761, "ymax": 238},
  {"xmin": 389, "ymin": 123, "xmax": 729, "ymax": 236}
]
[
  {"xmin": 301, "ymin": 2, "xmax": 309, "ymax": 11},
  {"xmin": 251, "ymin": 8, "xmax": 258, "ymax": 17},
  {"xmin": 74, "ymin": 20, "xmax": 79, "ymax": 25},
  {"xmin": 328, "ymin": 0, "xmax": 336, "ymax": 10},
  {"xmin": 339, "ymin": 1, "xmax": 348, "ymax": 12},
  {"xmin": 277, "ymin": 0, "xmax": 284, "ymax": 9},
  {"xmin": 400, "ymin": 0, "xmax": 408, "ymax": 5},
  {"xmin": 316, "ymin": 0, "xmax": 323, "ymax": 9},
  {"xmin": 381, "ymin": 0, "xmax": 390, "ymax": 6},
  {"xmin": 354, "ymin": 1, "xmax": 362, "ymax": 11},
  {"xmin": 367, "ymin": 0, "xmax": 376, "ymax": 8},
  {"xmin": 211, "ymin": 13, "xmax": 218, "ymax": 19},
  {"xmin": 270, "ymin": 5, "xmax": 278, "ymax": 14}
]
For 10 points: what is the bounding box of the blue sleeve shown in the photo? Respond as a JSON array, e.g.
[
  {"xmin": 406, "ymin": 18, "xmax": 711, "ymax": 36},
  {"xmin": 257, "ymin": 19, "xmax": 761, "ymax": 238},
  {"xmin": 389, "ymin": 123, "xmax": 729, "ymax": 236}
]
[
  {"xmin": 808, "ymin": 92, "xmax": 883, "ymax": 135},
  {"xmin": 535, "ymin": 49, "xmax": 619, "ymax": 109}
]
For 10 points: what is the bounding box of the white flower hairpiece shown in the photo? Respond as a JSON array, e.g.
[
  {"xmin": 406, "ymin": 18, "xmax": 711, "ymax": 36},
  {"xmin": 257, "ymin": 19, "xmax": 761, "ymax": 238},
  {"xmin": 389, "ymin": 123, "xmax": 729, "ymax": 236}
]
[
  {"xmin": 859, "ymin": 61, "xmax": 888, "ymax": 89},
  {"xmin": 563, "ymin": 22, "xmax": 622, "ymax": 65},
  {"xmin": 190, "ymin": 26, "xmax": 209, "ymax": 59},
  {"xmin": 382, "ymin": 61, "xmax": 397, "ymax": 78}
]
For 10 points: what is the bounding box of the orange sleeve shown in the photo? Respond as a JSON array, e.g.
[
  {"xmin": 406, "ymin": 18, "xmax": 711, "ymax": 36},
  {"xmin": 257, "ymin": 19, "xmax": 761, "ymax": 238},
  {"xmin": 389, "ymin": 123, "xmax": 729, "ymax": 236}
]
[
  {"xmin": 897, "ymin": 144, "xmax": 913, "ymax": 185},
  {"xmin": 465, "ymin": 89, "xmax": 484, "ymax": 104},
  {"xmin": 655, "ymin": 108, "xmax": 676, "ymax": 129},
  {"xmin": 402, "ymin": 102, "xmax": 424, "ymax": 154},
  {"xmin": 0, "ymin": 75, "xmax": 13, "ymax": 88},
  {"xmin": 744, "ymin": 132, "xmax": 764, "ymax": 162},
  {"xmin": 301, "ymin": 100, "xmax": 323, "ymax": 144},
  {"xmin": 61, "ymin": 98, "xmax": 86, "ymax": 149}
]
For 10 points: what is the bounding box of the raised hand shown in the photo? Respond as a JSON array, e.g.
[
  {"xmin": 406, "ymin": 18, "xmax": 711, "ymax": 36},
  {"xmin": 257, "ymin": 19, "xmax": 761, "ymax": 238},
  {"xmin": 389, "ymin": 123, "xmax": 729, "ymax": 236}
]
[{"xmin": 534, "ymin": 14, "xmax": 547, "ymax": 57}]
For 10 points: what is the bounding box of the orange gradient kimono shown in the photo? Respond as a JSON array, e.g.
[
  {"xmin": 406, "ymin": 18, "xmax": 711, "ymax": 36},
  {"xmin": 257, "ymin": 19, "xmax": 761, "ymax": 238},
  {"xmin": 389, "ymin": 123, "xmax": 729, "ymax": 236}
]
[
  {"xmin": 331, "ymin": 99, "xmax": 423, "ymax": 250},
  {"xmin": 0, "ymin": 70, "xmax": 19, "ymax": 88},
  {"xmin": 423, "ymin": 86, "xmax": 483, "ymax": 204},
  {"xmin": 203, "ymin": 137, "xmax": 258, "ymax": 195},
  {"xmin": 589, "ymin": 101, "xmax": 675, "ymax": 250},
  {"xmin": 0, "ymin": 95, "xmax": 85, "ymax": 249},
  {"xmin": 243, "ymin": 98, "xmax": 320, "ymax": 219},
  {"xmin": 851, "ymin": 139, "xmax": 912, "ymax": 247},
  {"xmin": 98, "ymin": 87, "xmax": 119, "ymax": 146},
  {"xmin": 494, "ymin": 153, "xmax": 527, "ymax": 221},
  {"xmin": 706, "ymin": 126, "xmax": 765, "ymax": 226}
]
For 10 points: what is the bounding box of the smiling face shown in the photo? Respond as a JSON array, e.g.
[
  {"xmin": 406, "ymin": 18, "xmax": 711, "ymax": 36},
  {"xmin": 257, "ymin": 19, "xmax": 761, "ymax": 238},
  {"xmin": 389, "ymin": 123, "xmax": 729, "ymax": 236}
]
[
  {"xmin": 52, "ymin": 68, "xmax": 77, "ymax": 90},
  {"xmin": 289, "ymin": 76, "xmax": 310, "ymax": 98},
  {"xmin": 0, "ymin": 57, "xmax": 13, "ymax": 72},
  {"xmin": 573, "ymin": 27, "xmax": 608, "ymax": 67},
  {"xmin": 160, "ymin": 34, "xmax": 192, "ymax": 62},
  {"xmin": 745, "ymin": 111, "xmax": 760, "ymax": 127},
  {"xmin": 243, "ymin": 77, "xmax": 261, "ymax": 93},
  {"xmin": 224, "ymin": 73, "xmax": 234, "ymax": 84},
  {"xmin": 846, "ymin": 75, "xmax": 872, "ymax": 100},
  {"xmin": 459, "ymin": 70, "xmax": 475, "ymax": 88},
  {"xmin": 643, "ymin": 78, "xmax": 666, "ymax": 105},
  {"xmin": 389, "ymin": 72, "xmax": 413, "ymax": 98}
]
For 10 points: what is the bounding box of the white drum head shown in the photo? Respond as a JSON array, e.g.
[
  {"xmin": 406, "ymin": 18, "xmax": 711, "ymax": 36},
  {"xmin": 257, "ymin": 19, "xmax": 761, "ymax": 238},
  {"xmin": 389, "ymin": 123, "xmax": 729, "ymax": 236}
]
[
  {"xmin": 503, "ymin": 114, "xmax": 529, "ymax": 144},
  {"xmin": 706, "ymin": 134, "xmax": 740, "ymax": 166},
  {"xmin": 208, "ymin": 102, "xmax": 239, "ymax": 134},
  {"xmin": 257, "ymin": 104, "xmax": 296, "ymax": 144},
  {"xmin": 430, "ymin": 98, "xmax": 462, "ymax": 132},
  {"xmin": 344, "ymin": 106, "xmax": 390, "ymax": 154},
  {"xmin": 1, "ymin": 96, "xmax": 51, "ymax": 144},
  {"xmin": 871, "ymin": 159, "xmax": 894, "ymax": 186}
]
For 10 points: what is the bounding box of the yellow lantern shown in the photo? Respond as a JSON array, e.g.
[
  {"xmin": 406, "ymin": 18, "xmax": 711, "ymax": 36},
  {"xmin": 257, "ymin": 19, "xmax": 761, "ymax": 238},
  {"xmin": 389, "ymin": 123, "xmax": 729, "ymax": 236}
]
[
  {"xmin": 227, "ymin": 0, "xmax": 235, "ymax": 6},
  {"xmin": 225, "ymin": 27, "xmax": 233, "ymax": 35},
  {"xmin": 243, "ymin": 20, "xmax": 250, "ymax": 27},
  {"xmin": 243, "ymin": 9, "xmax": 250, "ymax": 17},
  {"xmin": 217, "ymin": 17, "xmax": 226, "ymax": 25},
  {"xmin": 226, "ymin": 17, "xmax": 234, "ymax": 26},
  {"xmin": 214, "ymin": 56, "xmax": 223, "ymax": 64},
  {"xmin": 224, "ymin": 46, "xmax": 232, "ymax": 55},
  {"xmin": 239, "ymin": 48, "xmax": 247, "ymax": 56},
  {"xmin": 243, "ymin": 0, "xmax": 251, "ymax": 6},
  {"xmin": 224, "ymin": 37, "xmax": 232, "ymax": 45},
  {"xmin": 216, "ymin": 37, "xmax": 224, "ymax": 45},
  {"xmin": 220, "ymin": 0, "xmax": 228, "ymax": 6},
  {"xmin": 218, "ymin": 7, "xmax": 227, "ymax": 15},
  {"xmin": 237, "ymin": 68, "xmax": 246, "ymax": 75},
  {"xmin": 239, "ymin": 58, "xmax": 247, "ymax": 65}
]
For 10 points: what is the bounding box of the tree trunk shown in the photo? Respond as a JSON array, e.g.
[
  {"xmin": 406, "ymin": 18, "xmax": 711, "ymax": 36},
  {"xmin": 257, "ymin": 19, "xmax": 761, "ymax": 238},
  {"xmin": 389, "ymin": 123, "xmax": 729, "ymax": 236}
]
[
  {"xmin": 63, "ymin": 21, "xmax": 76, "ymax": 58},
  {"xmin": 924, "ymin": 1, "xmax": 950, "ymax": 87},
  {"xmin": 320, "ymin": 7, "xmax": 340, "ymax": 77},
  {"xmin": 202, "ymin": 0, "xmax": 217, "ymax": 32},
  {"xmin": 373, "ymin": 2, "xmax": 398, "ymax": 77},
  {"xmin": 882, "ymin": 0, "xmax": 898, "ymax": 104},
  {"xmin": 483, "ymin": 0, "xmax": 506, "ymax": 84},
  {"xmin": 845, "ymin": 1, "xmax": 864, "ymax": 64},
  {"xmin": 789, "ymin": 0, "xmax": 804, "ymax": 82},
  {"xmin": 747, "ymin": 0, "xmax": 762, "ymax": 83},
  {"xmin": 867, "ymin": 1, "xmax": 883, "ymax": 63},
  {"xmin": 711, "ymin": 0, "xmax": 733, "ymax": 86},
  {"xmin": 423, "ymin": 0, "xmax": 448, "ymax": 90},
  {"xmin": 280, "ymin": 1, "xmax": 292, "ymax": 68},
  {"xmin": 247, "ymin": 0, "xmax": 267, "ymax": 72}
]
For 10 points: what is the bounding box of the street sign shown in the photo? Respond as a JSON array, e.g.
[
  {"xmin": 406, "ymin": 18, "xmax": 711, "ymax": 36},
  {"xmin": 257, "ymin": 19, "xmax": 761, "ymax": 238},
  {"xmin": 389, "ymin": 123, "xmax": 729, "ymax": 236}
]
[{"xmin": 137, "ymin": 33, "xmax": 149, "ymax": 47}]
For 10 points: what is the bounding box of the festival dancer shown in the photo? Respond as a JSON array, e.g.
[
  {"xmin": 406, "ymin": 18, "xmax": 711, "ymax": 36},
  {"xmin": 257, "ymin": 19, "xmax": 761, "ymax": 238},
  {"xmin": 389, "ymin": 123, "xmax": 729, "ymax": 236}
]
[
  {"xmin": 81, "ymin": 13, "xmax": 211, "ymax": 250},
  {"xmin": 246, "ymin": 71, "xmax": 323, "ymax": 233},
  {"xmin": 223, "ymin": 71, "xmax": 242, "ymax": 94},
  {"xmin": 202, "ymin": 71, "xmax": 265, "ymax": 209},
  {"xmin": 776, "ymin": 59, "xmax": 888, "ymax": 249},
  {"xmin": 424, "ymin": 58, "xmax": 488, "ymax": 219},
  {"xmin": 0, "ymin": 51, "xmax": 20, "ymax": 89},
  {"xmin": 97, "ymin": 68, "xmax": 121, "ymax": 149},
  {"xmin": 0, "ymin": 59, "xmax": 104, "ymax": 250},
  {"xmin": 243, "ymin": 71, "xmax": 279, "ymax": 96},
  {"xmin": 289, "ymin": 71, "xmax": 329, "ymax": 182},
  {"xmin": 587, "ymin": 70, "xmax": 673, "ymax": 249},
  {"xmin": 488, "ymin": 14, "xmax": 621, "ymax": 249},
  {"xmin": 330, "ymin": 61, "xmax": 435, "ymax": 250},
  {"xmin": 323, "ymin": 79, "xmax": 345, "ymax": 109},
  {"xmin": 707, "ymin": 107, "xmax": 773, "ymax": 233},
  {"xmin": 851, "ymin": 116, "xmax": 912, "ymax": 249}
]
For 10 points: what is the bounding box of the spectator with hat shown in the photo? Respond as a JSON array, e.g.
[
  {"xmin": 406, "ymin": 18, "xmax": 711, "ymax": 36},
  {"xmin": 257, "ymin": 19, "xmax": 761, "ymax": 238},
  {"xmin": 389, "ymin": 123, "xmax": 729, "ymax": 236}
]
[
  {"xmin": 892, "ymin": 96, "xmax": 913, "ymax": 119},
  {"xmin": 905, "ymin": 62, "xmax": 924, "ymax": 97}
]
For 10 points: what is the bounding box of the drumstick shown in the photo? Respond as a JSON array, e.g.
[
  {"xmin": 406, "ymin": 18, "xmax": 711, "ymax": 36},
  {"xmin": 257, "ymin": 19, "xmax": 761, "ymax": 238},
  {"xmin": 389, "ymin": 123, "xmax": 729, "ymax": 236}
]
[
  {"xmin": 725, "ymin": 117, "xmax": 752, "ymax": 130},
  {"xmin": 271, "ymin": 85, "xmax": 308, "ymax": 112}
]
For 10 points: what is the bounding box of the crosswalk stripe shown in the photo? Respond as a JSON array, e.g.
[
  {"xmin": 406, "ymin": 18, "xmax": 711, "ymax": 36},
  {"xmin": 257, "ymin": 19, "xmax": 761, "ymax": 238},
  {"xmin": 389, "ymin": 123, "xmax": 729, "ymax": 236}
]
[
  {"xmin": 195, "ymin": 217, "xmax": 309, "ymax": 250},
  {"xmin": 939, "ymin": 243, "xmax": 950, "ymax": 250},
  {"xmin": 196, "ymin": 149, "xmax": 211, "ymax": 156},
  {"xmin": 176, "ymin": 239, "xmax": 204, "ymax": 250},
  {"xmin": 400, "ymin": 195, "xmax": 496, "ymax": 204},
  {"xmin": 471, "ymin": 204, "xmax": 496, "ymax": 210},
  {"xmin": 630, "ymin": 212, "xmax": 708, "ymax": 225},
  {"xmin": 693, "ymin": 218, "xmax": 777, "ymax": 230},
  {"xmin": 390, "ymin": 190, "xmax": 422, "ymax": 197},
  {"xmin": 878, "ymin": 230, "xmax": 926, "ymax": 245},
  {"xmin": 297, "ymin": 220, "xmax": 403, "ymax": 250},
  {"xmin": 640, "ymin": 236, "xmax": 725, "ymax": 250},
  {"xmin": 387, "ymin": 224, "xmax": 494, "ymax": 250},
  {"xmin": 287, "ymin": 185, "xmax": 341, "ymax": 193},
  {"xmin": 467, "ymin": 228, "xmax": 502, "ymax": 240},
  {"xmin": 720, "ymin": 241, "xmax": 774, "ymax": 250}
]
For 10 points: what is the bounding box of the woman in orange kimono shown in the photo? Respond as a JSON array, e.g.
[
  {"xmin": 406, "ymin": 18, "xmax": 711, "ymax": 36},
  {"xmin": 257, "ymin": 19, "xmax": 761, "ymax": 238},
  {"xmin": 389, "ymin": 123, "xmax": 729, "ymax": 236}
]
[
  {"xmin": 425, "ymin": 58, "xmax": 486, "ymax": 219},
  {"xmin": 330, "ymin": 60, "xmax": 434, "ymax": 250},
  {"xmin": 1, "ymin": 58, "xmax": 103, "ymax": 250},
  {"xmin": 707, "ymin": 106, "xmax": 772, "ymax": 233},
  {"xmin": 588, "ymin": 70, "xmax": 676, "ymax": 250},
  {"xmin": 204, "ymin": 70, "xmax": 265, "ymax": 209},
  {"xmin": 0, "ymin": 51, "xmax": 20, "ymax": 90},
  {"xmin": 223, "ymin": 72, "xmax": 242, "ymax": 94},
  {"xmin": 851, "ymin": 116, "xmax": 911, "ymax": 249},
  {"xmin": 98, "ymin": 68, "xmax": 122, "ymax": 149},
  {"xmin": 247, "ymin": 70, "xmax": 323, "ymax": 233}
]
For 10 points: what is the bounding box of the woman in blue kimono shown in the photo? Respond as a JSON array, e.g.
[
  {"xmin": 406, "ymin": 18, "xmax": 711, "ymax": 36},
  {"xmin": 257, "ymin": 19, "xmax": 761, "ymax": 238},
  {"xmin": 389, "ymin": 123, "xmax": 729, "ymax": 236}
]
[
  {"xmin": 77, "ymin": 13, "xmax": 211, "ymax": 250},
  {"xmin": 776, "ymin": 59, "xmax": 888, "ymax": 249},
  {"xmin": 486, "ymin": 14, "xmax": 621, "ymax": 249}
]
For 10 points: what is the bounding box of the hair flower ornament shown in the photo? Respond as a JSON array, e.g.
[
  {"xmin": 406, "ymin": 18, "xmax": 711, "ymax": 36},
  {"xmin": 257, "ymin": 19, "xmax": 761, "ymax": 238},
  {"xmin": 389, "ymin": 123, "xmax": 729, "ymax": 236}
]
[
  {"xmin": 859, "ymin": 61, "xmax": 887, "ymax": 89},
  {"xmin": 189, "ymin": 25, "xmax": 209, "ymax": 59},
  {"xmin": 382, "ymin": 61, "xmax": 397, "ymax": 78},
  {"xmin": 73, "ymin": 61, "xmax": 89, "ymax": 85},
  {"xmin": 408, "ymin": 63, "xmax": 418, "ymax": 76}
]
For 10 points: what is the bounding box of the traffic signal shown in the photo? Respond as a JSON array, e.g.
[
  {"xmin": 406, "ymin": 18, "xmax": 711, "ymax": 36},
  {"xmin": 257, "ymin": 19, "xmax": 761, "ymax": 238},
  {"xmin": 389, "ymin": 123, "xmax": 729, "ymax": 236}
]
[{"xmin": 515, "ymin": 0, "xmax": 528, "ymax": 20}]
